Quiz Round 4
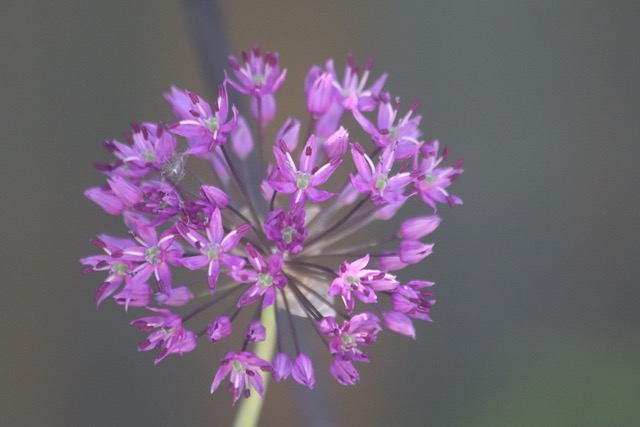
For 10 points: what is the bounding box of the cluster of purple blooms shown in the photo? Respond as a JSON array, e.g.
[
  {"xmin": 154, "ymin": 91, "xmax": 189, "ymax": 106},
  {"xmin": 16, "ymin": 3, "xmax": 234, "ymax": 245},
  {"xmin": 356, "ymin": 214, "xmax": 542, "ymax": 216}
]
[{"xmin": 82, "ymin": 47, "xmax": 463, "ymax": 405}]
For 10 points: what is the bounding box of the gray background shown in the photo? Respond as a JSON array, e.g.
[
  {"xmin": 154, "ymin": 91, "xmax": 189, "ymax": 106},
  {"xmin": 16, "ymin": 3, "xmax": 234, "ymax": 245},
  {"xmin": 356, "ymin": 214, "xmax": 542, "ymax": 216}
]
[{"xmin": 2, "ymin": 1, "xmax": 639, "ymax": 426}]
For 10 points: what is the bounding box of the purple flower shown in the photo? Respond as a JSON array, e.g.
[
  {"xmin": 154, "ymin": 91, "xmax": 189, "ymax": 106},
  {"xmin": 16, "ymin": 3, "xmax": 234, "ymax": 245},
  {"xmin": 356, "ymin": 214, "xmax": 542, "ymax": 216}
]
[
  {"xmin": 328, "ymin": 54, "xmax": 387, "ymax": 111},
  {"xmin": 353, "ymin": 97, "xmax": 422, "ymax": 160},
  {"xmin": 269, "ymin": 135, "xmax": 342, "ymax": 207},
  {"xmin": 414, "ymin": 140, "xmax": 464, "ymax": 211},
  {"xmin": 382, "ymin": 311, "xmax": 416, "ymax": 339},
  {"xmin": 167, "ymin": 84, "xmax": 238, "ymax": 154},
  {"xmin": 211, "ymin": 351, "xmax": 272, "ymax": 405},
  {"xmin": 245, "ymin": 320, "xmax": 266, "ymax": 343},
  {"xmin": 131, "ymin": 308, "xmax": 197, "ymax": 365},
  {"xmin": 264, "ymin": 207, "xmax": 307, "ymax": 253},
  {"xmin": 232, "ymin": 244, "xmax": 287, "ymax": 308},
  {"xmin": 291, "ymin": 353, "xmax": 315, "ymax": 389},
  {"xmin": 318, "ymin": 313, "xmax": 381, "ymax": 362},
  {"xmin": 323, "ymin": 126, "xmax": 349, "ymax": 159},
  {"xmin": 330, "ymin": 359, "xmax": 361, "ymax": 386},
  {"xmin": 328, "ymin": 255, "xmax": 398, "ymax": 313},
  {"xmin": 176, "ymin": 208, "xmax": 249, "ymax": 293},
  {"xmin": 350, "ymin": 143, "xmax": 414, "ymax": 205},
  {"xmin": 80, "ymin": 235, "xmax": 137, "ymax": 306},
  {"xmin": 114, "ymin": 220, "xmax": 182, "ymax": 295},
  {"xmin": 398, "ymin": 215, "xmax": 441, "ymax": 239},
  {"xmin": 82, "ymin": 47, "xmax": 463, "ymax": 404},
  {"xmin": 271, "ymin": 353, "xmax": 292, "ymax": 382},
  {"xmin": 306, "ymin": 72, "xmax": 336, "ymax": 117},
  {"xmin": 207, "ymin": 316, "xmax": 233, "ymax": 343},
  {"xmin": 391, "ymin": 280, "xmax": 436, "ymax": 322},
  {"xmin": 109, "ymin": 123, "xmax": 177, "ymax": 175},
  {"xmin": 225, "ymin": 47, "xmax": 287, "ymax": 98}
]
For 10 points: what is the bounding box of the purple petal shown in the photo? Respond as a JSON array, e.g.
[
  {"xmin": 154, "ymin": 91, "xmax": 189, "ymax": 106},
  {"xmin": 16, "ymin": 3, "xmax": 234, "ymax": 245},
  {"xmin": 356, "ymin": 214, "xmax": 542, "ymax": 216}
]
[
  {"xmin": 245, "ymin": 320, "xmax": 266, "ymax": 342},
  {"xmin": 398, "ymin": 215, "xmax": 442, "ymax": 239},
  {"xmin": 399, "ymin": 240, "xmax": 434, "ymax": 264},
  {"xmin": 350, "ymin": 143, "xmax": 374, "ymax": 181},
  {"xmin": 292, "ymin": 353, "xmax": 315, "ymax": 389},
  {"xmin": 208, "ymin": 208, "xmax": 224, "ymax": 243},
  {"xmin": 207, "ymin": 316, "xmax": 233, "ymax": 343},
  {"xmin": 179, "ymin": 255, "xmax": 209, "ymax": 270},
  {"xmin": 230, "ymin": 116, "xmax": 253, "ymax": 159},
  {"xmin": 155, "ymin": 286, "xmax": 193, "ymax": 307},
  {"xmin": 272, "ymin": 353, "xmax": 292, "ymax": 382},
  {"xmin": 200, "ymin": 185, "xmax": 230, "ymax": 209},
  {"xmin": 305, "ymin": 187, "xmax": 335, "ymax": 203},
  {"xmin": 108, "ymin": 176, "xmax": 142, "ymax": 206},
  {"xmin": 383, "ymin": 311, "xmax": 416, "ymax": 339},
  {"xmin": 323, "ymin": 126, "xmax": 349, "ymax": 159},
  {"xmin": 275, "ymin": 118, "xmax": 301, "ymax": 151},
  {"xmin": 330, "ymin": 359, "xmax": 360, "ymax": 386},
  {"xmin": 84, "ymin": 187, "xmax": 124, "ymax": 215}
]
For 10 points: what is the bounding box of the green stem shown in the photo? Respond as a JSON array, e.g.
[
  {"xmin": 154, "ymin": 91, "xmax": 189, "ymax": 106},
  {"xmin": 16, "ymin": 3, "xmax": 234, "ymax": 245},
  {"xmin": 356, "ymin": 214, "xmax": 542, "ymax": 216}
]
[{"xmin": 232, "ymin": 304, "xmax": 277, "ymax": 427}]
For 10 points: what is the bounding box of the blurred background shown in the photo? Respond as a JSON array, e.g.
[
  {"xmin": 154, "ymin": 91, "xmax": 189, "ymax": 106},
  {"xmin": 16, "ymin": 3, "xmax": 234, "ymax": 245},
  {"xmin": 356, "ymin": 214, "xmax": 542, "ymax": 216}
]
[{"xmin": 2, "ymin": 1, "xmax": 639, "ymax": 426}]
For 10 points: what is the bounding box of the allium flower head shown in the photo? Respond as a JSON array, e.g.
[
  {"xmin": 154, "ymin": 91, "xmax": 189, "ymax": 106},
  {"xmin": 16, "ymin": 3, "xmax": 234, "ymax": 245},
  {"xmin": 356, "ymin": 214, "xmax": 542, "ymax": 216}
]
[{"xmin": 82, "ymin": 47, "xmax": 463, "ymax": 405}]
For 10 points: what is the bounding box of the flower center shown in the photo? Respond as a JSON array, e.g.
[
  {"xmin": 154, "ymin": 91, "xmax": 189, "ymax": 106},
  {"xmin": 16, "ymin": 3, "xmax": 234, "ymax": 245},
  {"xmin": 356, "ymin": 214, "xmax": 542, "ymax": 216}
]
[
  {"xmin": 205, "ymin": 243, "xmax": 221, "ymax": 260},
  {"xmin": 144, "ymin": 150, "xmax": 156, "ymax": 162},
  {"xmin": 233, "ymin": 360, "xmax": 245, "ymax": 373},
  {"xmin": 346, "ymin": 275, "xmax": 361, "ymax": 288},
  {"xmin": 112, "ymin": 263, "xmax": 128, "ymax": 275},
  {"xmin": 205, "ymin": 116, "xmax": 219, "ymax": 133},
  {"xmin": 375, "ymin": 175, "xmax": 388, "ymax": 191},
  {"xmin": 257, "ymin": 273, "xmax": 274, "ymax": 288},
  {"xmin": 341, "ymin": 334, "xmax": 355, "ymax": 350},
  {"xmin": 252, "ymin": 74, "xmax": 265, "ymax": 85},
  {"xmin": 295, "ymin": 172, "xmax": 312, "ymax": 190},
  {"xmin": 423, "ymin": 173, "xmax": 435, "ymax": 184},
  {"xmin": 282, "ymin": 226, "xmax": 297, "ymax": 243},
  {"xmin": 145, "ymin": 246, "xmax": 161, "ymax": 264}
]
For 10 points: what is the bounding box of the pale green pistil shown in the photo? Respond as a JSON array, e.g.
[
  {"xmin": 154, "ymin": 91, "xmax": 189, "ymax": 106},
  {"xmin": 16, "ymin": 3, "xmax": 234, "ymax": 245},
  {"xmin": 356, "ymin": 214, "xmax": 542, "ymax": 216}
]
[
  {"xmin": 144, "ymin": 150, "xmax": 156, "ymax": 162},
  {"xmin": 423, "ymin": 173, "xmax": 435, "ymax": 184},
  {"xmin": 205, "ymin": 116, "xmax": 219, "ymax": 133},
  {"xmin": 346, "ymin": 275, "xmax": 360, "ymax": 288},
  {"xmin": 233, "ymin": 360, "xmax": 245, "ymax": 373},
  {"xmin": 282, "ymin": 226, "xmax": 297, "ymax": 243},
  {"xmin": 113, "ymin": 263, "xmax": 128, "ymax": 275},
  {"xmin": 295, "ymin": 172, "xmax": 312, "ymax": 190},
  {"xmin": 205, "ymin": 244, "xmax": 220, "ymax": 260},
  {"xmin": 375, "ymin": 175, "xmax": 388, "ymax": 191},
  {"xmin": 145, "ymin": 246, "xmax": 161, "ymax": 264},
  {"xmin": 341, "ymin": 334, "xmax": 356, "ymax": 351},
  {"xmin": 252, "ymin": 74, "xmax": 265, "ymax": 85},
  {"xmin": 257, "ymin": 273, "xmax": 274, "ymax": 288}
]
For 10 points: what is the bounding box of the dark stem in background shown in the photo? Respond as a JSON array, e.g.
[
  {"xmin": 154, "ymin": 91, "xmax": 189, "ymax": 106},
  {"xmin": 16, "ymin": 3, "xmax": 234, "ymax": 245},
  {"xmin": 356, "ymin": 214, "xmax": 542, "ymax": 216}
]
[
  {"xmin": 182, "ymin": 0, "xmax": 265, "ymax": 214},
  {"xmin": 181, "ymin": 0, "xmax": 230, "ymax": 96},
  {"xmin": 181, "ymin": 3, "xmax": 336, "ymax": 426}
]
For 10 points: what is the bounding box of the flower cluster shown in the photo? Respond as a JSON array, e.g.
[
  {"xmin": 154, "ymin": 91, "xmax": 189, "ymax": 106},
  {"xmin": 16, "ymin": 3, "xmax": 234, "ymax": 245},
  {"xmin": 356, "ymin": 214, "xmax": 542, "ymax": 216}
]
[{"xmin": 82, "ymin": 47, "xmax": 463, "ymax": 405}]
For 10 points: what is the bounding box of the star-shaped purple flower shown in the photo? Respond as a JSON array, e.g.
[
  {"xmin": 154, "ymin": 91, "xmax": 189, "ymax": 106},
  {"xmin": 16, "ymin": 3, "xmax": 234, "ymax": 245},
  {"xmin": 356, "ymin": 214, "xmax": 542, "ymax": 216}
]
[
  {"xmin": 167, "ymin": 84, "xmax": 238, "ymax": 154},
  {"xmin": 269, "ymin": 135, "xmax": 341, "ymax": 207},
  {"xmin": 350, "ymin": 143, "xmax": 414, "ymax": 206},
  {"xmin": 231, "ymin": 244, "xmax": 287, "ymax": 308},
  {"xmin": 131, "ymin": 308, "xmax": 197, "ymax": 365},
  {"xmin": 211, "ymin": 351, "xmax": 273, "ymax": 405},
  {"xmin": 328, "ymin": 255, "xmax": 398, "ymax": 314},
  {"xmin": 176, "ymin": 208, "xmax": 249, "ymax": 293}
]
